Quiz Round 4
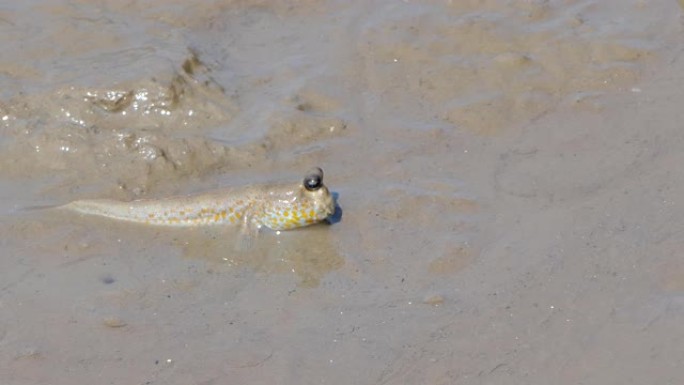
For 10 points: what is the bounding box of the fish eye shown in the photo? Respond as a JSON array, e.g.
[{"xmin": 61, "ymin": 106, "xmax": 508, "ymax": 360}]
[{"xmin": 304, "ymin": 167, "xmax": 324, "ymax": 191}]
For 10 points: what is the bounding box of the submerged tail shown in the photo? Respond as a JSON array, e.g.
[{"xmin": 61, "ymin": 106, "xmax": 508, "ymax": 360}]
[
  {"xmin": 61, "ymin": 196, "xmax": 241, "ymax": 227},
  {"xmin": 61, "ymin": 199, "xmax": 148, "ymax": 223}
]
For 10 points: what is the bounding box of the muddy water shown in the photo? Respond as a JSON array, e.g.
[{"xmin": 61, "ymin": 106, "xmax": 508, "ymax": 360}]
[{"xmin": 1, "ymin": 1, "xmax": 683, "ymax": 384}]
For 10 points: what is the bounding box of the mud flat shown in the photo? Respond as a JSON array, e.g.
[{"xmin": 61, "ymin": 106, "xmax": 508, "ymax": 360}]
[{"xmin": 1, "ymin": 1, "xmax": 683, "ymax": 384}]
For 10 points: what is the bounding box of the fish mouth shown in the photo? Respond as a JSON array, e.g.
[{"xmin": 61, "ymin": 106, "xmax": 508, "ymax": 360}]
[
  {"xmin": 321, "ymin": 194, "xmax": 339, "ymax": 223},
  {"xmin": 325, "ymin": 195, "xmax": 336, "ymax": 217},
  {"xmin": 317, "ymin": 206, "xmax": 334, "ymax": 220}
]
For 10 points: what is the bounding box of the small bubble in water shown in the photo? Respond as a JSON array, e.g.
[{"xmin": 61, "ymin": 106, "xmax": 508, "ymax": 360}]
[
  {"xmin": 102, "ymin": 316, "xmax": 127, "ymax": 328},
  {"xmin": 422, "ymin": 294, "xmax": 445, "ymax": 306}
]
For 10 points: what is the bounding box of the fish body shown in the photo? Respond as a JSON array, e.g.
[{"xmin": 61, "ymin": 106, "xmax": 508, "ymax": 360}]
[{"xmin": 63, "ymin": 168, "xmax": 335, "ymax": 231}]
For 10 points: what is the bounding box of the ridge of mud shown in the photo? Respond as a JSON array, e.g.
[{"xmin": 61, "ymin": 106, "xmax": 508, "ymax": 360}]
[{"xmin": 0, "ymin": 53, "xmax": 241, "ymax": 198}]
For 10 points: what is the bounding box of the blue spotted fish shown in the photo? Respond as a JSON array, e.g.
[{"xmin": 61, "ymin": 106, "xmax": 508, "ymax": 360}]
[{"xmin": 63, "ymin": 168, "xmax": 335, "ymax": 231}]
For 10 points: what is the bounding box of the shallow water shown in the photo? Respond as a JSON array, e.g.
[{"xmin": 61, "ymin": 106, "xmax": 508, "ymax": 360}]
[{"xmin": 2, "ymin": 1, "xmax": 684, "ymax": 384}]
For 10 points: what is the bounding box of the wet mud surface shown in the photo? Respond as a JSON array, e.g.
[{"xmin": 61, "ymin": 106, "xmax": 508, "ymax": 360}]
[{"xmin": 1, "ymin": 1, "xmax": 684, "ymax": 384}]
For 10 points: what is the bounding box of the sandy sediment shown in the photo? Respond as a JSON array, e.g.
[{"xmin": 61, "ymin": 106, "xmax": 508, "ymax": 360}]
[{"xmin": 1, "ymin": 1, "xmax": 683, "ymax": 384}]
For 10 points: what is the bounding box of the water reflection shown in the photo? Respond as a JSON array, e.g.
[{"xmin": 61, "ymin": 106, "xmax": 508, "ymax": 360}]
[
  {"xmin": 179, "ymin": 224, "xmax": 343, "ymax": 288},
  {"xmin": 326, "ymin": 191, "xmax": 343, "ymax": 225}
]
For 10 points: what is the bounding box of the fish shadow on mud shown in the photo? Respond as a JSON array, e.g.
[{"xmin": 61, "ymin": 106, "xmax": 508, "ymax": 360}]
[{"xmin": 325, "ymin": 192, "xmax": 343, "ymax": 225}]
